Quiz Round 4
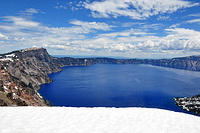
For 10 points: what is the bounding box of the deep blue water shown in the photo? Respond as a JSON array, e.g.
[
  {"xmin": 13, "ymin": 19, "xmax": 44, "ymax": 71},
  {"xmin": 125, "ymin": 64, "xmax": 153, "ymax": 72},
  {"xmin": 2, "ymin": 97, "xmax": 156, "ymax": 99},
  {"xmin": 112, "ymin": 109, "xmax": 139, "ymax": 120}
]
[{"xmin": 39, "ymin": 64, "xmax": 200, "ymax": 114}]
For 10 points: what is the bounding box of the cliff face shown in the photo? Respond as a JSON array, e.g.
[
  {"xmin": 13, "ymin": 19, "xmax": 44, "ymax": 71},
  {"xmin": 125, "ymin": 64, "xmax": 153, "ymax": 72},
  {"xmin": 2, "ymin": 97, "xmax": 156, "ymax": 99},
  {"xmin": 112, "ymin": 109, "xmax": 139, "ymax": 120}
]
[
  {"xmin": 5, "ymin": 48, "xmax": 62, "ymax": 90},
  {"xmin": 0, "ymin": 48, "xmax": 200, "ymax": 109},
  {"xmin": 0, "ymin": 48, "xmax": 91, "ymax": 106},
  {"xmin": 142, "ymin": 56, "xmax": 200, "ymax": 71},
  {"xmin": 0, "ymin": 48, "xmax": 62, "ymax": 106}
]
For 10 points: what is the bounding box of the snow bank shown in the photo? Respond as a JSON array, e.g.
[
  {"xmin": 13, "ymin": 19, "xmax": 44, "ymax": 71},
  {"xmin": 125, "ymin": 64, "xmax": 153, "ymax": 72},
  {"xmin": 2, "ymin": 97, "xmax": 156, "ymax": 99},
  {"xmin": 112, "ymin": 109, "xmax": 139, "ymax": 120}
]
[{"xmin": 0, "ymin": 107, "xmax": 199, "ymax": 133}]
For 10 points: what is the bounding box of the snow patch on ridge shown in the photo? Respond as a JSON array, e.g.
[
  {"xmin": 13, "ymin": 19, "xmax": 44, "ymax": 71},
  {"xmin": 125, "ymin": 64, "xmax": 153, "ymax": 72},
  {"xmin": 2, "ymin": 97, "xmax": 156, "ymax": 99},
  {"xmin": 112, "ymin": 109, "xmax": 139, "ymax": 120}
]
[
  {"xmin": 0, "ymin": 53, "xmax": 18, "ymax": 62},
  {"xmin": 5, "ymin": 53, "xmax": 15, "ymax": 58},
  {"xmin": 0, "ymin": 58, "xmax": 14, "ymax": 62}
]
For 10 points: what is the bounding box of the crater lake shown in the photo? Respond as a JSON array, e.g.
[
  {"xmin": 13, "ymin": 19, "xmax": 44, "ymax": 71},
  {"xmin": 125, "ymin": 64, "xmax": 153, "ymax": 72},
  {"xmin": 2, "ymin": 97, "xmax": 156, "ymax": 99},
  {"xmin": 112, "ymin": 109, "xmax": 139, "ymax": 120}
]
[{"xmin": 39, "ymin": 64, "xmax": 200, "ymax": 114}]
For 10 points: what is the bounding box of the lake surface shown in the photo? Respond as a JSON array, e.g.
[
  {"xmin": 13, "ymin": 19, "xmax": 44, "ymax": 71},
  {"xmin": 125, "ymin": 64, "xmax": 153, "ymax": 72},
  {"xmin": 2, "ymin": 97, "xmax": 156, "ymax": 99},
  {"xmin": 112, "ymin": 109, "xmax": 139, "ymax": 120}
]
[{"xmin": 39, "ymin": 64, "xmax": 200, "ymax": 114}]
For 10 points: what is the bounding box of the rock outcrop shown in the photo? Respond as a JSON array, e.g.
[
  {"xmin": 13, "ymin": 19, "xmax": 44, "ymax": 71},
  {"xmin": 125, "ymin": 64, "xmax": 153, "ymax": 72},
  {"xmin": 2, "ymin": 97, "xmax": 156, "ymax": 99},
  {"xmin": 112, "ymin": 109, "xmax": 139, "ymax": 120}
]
[
  {"xmin": 0, "ymin": 47, "xmax": 200, "ymax": 111},
  {"xmin": 174, "ymin": 95, "xmax": 200, "ymax": 115},
  {"xmin": 0, "ymin": 48, "xmax": 62, "ymax": 106},
  {"xmin": 0, "ymin": 48, "xmax": 91, "ymax": 106}
]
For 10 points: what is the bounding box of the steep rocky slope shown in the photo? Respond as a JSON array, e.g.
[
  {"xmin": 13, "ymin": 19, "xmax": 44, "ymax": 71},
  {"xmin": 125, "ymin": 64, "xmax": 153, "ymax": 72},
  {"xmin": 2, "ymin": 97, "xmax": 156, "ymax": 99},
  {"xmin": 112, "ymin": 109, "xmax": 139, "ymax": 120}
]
[
  {"xmin": 142, "ymin": 56, "xmax": 200, "ymax": 71},
  {"xmin": 0, "ymin": 48, "xmax": 62, "ymax": 106},
  {"xmin": 0, "ymin": 48, "xmax": 90, "ymax": 106},
  {"xmin": 4, "ymin": 48, "xmax": 62, "ymax": 90}
]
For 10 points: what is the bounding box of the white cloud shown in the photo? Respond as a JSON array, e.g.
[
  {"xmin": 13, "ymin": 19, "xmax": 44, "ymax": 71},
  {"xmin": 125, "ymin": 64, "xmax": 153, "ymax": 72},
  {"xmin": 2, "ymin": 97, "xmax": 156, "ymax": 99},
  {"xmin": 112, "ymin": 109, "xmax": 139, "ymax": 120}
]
[
  {"xmin": 121, "ymin": 22, "xmax": 145, "ymax": 27},
  {"xmin": 169, "ymin": 24, "xmax": 180, "ymax": 28},
  {"xmin": 186, "ymin": 19, "xmax": 200, "ymax": 23},
  {"xmin": 0, "ymin": 16, "xmax": 113, "ymax": 53},
  {"xmin": 0, "ymin": 16, "xmax": 88, "ymax": 50},
  {"xmin": 70, "ymin": 20, "xmax": 113, "ymax": 31},
  {"xmin": 141, "ymin": 24, "xmax": 163, "ymax": 30},
  {"xmin": 0, "ymin": 16, "xmax": 200, "ymax": 58},
  {"xmin": 24, "ymin": 8, "xmax": 39, "ymax": 14},
  {"xmin": 0, "ymin": 33, "xmax": 9, "ymax": 40},
  {"xmin": 188, "ymin": 13, "xmax": 200, "ymax": 17},
  {"xmin": 19, "ymin": 8, "xmax": 43, "ymax": 15},
  {"xmin": 120, "ymin": 22, "xmax": 163, "ymax": 30},
  {"xmin": 55, "ymin": 5, "xmax": 67, "ymax": 10},
  {"xmin": 98, "ymin": 29, "xmax": 151, "ymax": 38},
  {"xmin": 157, "ymin": 16, "xmax": 170, "ymax": 20},
  {"xmin": 46, "ymin": 27, "xmax": 200, "ymax": 57},
  {"xmin": 84, "ymin": 0, "xmax": 199, "ymax": 19},
  {"xmin": 67, "ymin": 28, "xmax": 200, "ymax": 57},
  {"xmin": 3, "ymin": 16, "xmax": 40, "ymax": 28}
]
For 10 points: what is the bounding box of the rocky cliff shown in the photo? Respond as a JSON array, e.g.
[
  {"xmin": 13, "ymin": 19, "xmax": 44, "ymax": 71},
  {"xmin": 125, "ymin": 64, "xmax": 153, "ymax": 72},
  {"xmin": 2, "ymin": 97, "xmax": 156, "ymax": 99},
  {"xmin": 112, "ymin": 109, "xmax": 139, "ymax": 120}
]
[
  {"xmin": 142, "ymin": 56, "xmax": 200, "ymax": 71},
  {"xmin": 0, "ymin": 48, "xmax": 200, "ymax": 112},
  {"xmin": 0, "ymin": 48, "xmax": 59, "ymax": 105},
  {"xmin": 0, "ymin": 48, "xmax": 92, "ymax": 106},
  {"xmin": 174, "ymin": 95, "xmax": 200, "ymax": 115}
]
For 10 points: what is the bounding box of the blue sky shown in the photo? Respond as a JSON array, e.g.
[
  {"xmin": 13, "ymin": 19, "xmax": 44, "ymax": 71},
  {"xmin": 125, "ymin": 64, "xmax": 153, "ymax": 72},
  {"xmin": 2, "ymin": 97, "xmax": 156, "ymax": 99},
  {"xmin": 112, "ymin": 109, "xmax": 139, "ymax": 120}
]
[{"xmin": 0, "ymin": 0, "xmax": 200, "ymax": 58}]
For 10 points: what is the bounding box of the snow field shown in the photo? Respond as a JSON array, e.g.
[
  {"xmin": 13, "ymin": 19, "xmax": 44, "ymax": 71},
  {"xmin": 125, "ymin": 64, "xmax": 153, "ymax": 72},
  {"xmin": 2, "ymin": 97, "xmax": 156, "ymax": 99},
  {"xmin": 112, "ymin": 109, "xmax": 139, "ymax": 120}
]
[{"xmin": 0, "ymin": 107, "xmax": 199, "ymax": 133}]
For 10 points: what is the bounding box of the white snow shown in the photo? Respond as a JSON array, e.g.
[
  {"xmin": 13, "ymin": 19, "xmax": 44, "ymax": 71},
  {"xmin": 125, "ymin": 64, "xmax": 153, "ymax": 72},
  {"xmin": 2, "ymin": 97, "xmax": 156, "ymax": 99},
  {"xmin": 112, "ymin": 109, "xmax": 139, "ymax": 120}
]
[
  {"xmin": 0, "ymin": 53, "xmax": 17, "ymax": 62},
  {"xmin": 5, "ymin": 53, "xmax": 15, "ymax": 58},
  {"xmin": 0, "ymin": 107, "xmax": 199, "ymax": 133},
  {"xmin": 14, "ymin": 86, "xmax": 18, "ymax": 90},
  {"xmin": 0, "ymin": 58, "xmax": 13, "ymax": 62},
  {"xmin": 3, "ymin": 86, "xmax": 8, "ymax": 93},
  {"xmin": 36, "ymin": 92, "xmax": 43, "ymax": 99}
]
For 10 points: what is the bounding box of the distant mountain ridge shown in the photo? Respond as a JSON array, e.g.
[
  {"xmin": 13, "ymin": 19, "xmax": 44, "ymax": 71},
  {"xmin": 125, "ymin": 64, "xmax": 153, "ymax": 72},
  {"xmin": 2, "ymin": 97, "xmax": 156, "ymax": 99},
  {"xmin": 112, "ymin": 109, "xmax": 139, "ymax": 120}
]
[{"xmin": 0, "ymin": 48, "xmax": 199, "ymax": 114}]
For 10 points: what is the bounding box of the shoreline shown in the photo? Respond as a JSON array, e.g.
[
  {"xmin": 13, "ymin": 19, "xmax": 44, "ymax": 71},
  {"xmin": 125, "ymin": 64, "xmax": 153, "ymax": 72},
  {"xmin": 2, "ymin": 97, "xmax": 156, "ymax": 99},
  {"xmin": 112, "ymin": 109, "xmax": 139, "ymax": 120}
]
[
  {"xmin": 1, "ymin": 48, "xmax": 200, "ymax": 115},
  {"xmin": 37, "ymin": 64, "xmax": 200, "ymax": 116}
]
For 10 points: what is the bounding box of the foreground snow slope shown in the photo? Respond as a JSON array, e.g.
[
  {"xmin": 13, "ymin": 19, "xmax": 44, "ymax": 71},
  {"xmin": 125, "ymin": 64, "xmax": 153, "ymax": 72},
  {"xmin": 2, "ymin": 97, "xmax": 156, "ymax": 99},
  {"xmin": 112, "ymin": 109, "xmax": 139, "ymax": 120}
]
[{"xmin": 0, "ymin": 107, "xmax": 199, "ymax": 133}]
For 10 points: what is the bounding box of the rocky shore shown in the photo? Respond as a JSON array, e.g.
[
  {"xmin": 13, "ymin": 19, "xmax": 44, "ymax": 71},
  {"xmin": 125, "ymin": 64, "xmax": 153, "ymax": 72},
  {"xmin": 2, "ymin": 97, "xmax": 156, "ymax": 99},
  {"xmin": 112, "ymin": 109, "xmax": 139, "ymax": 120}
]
[
  {"xmin": 174, "ymin": 95, "xmax": 200, "ymax": 115},
  {"xmin": 0, "ymin": 47, "xmax": 200, "ymax": 115}
]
